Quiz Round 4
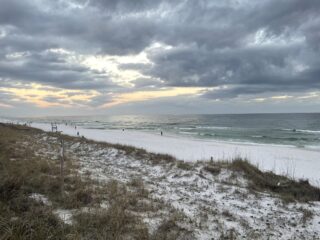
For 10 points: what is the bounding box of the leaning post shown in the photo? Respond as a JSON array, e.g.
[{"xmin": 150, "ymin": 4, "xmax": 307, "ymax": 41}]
[{"xmin": 57, "ymin": 131, "xmax": 65, "ymax": 196}]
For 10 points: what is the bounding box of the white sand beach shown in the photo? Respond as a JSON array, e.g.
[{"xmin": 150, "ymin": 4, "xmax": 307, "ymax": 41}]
[{"xmin": 24, "ymin": 122, "xmax": 320, "ymax": 186}]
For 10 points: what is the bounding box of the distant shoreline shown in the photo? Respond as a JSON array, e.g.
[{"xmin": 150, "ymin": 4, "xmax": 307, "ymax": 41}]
[{"xmin": 3, "ymin": 113, "xmax": 320, "ymax": 150}]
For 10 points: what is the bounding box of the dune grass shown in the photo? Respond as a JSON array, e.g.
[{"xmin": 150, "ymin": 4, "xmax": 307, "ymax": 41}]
[
  {"xmin": 0, "ymin": 123, "xmax": 189, "ymax": 239},
  {"xmin": 201, "ymin": 156, "xmax": 320, "ymax": 202},
  {"xmin": 229, "ymin": 158, "xmax": 320, "ymax": 202}
]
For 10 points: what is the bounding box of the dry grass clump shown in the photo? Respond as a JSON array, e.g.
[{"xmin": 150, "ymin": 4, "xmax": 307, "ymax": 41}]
[
  {"xmin": 74, "ymin": 178, "xmax": 161, "ymax": 239},
  {"xmin": 129, "ymin": 176, "xmax": 145, "ymax": 188},
  {"xmin": 0, "ymin": 207, "xmax": 69, "ymax": 240},
  {"xmin": 0, "ymin": 124, "xmax": 105, "ymax": 238},
  {"xmin": 0, "ymin": 125, "xmax": 72, "ymax": 239},
  {"xmin": 176, "ymin": 161, "xmax": 193, "ymax": 171},
  {"xmin": 229, "ymin": 158, "xmax": 320, "ymax": 202},
  {"xmin": 203, "ymin": 165, "xmax": 221, "ymax": 175},
  {"xmin": 151, "ymin": 212, "xmax": 193, "ymax": 240},
  {"xmin": 148, "ymin": 153, "xmax": 176, "ymax": 165},
  {"xmin": 106, "ymin": 178, "xmax": 151, "ymax": 213},
  {"xmin": 129, "ymin": 177, "xmax": 149, "ymax": 198},
  {"xmin": 74, "ymin": 201, "xmax": 149, "ymax": 239},
  {"xmin": 113, "ymin": 143, "xmax": 146, "ymax": 156}
]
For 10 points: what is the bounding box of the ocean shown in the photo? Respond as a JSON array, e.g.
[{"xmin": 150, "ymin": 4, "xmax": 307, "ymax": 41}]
[{"xmin": 14, "ymin": 113, "xmax": 320, "ymax": 151}]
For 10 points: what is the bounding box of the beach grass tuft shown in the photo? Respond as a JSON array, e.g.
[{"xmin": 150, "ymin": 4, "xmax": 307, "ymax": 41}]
[{"xmin": 229, "ymin": 158, "xmax": 320, "ymax": 202}]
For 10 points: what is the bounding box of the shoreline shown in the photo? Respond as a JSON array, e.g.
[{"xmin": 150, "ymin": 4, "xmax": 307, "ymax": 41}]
[
  {"xmin": 32, "ymin": 122, "xmax": 320, "ymax": 186},
  {"xmin": 1, "ymin": 119, "xmax": 320, "ymax": 185}
]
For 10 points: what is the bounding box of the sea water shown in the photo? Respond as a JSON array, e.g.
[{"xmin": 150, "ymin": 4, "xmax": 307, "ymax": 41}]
[{"xmin": 12, "ymin": 113, "xmax": 320, "ymax": 150}]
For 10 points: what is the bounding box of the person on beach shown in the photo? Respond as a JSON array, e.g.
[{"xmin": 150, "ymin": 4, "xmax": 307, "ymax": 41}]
[
  {"xmin": 161, "ymin": 131, "xmax": 163, "ymax": 136},
  {"xmin": 77, "ymin": 131, "xmax": 79, "ymax": 136}
]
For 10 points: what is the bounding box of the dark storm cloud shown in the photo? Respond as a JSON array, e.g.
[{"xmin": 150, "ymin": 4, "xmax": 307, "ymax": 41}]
[
  {"xmin": 0, "ymin": 0, "xmax": 158, "ymax": 55},
  {"xmin": 137, "ymin": 0, "xmax": 320, "ymax": 99},
  {"xmin": 0, "ymin": 0, "xmax": 319, "ymax": 102}
]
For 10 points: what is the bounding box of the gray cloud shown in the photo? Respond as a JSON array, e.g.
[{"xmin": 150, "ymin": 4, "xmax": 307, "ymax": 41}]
[
  {"xmin": 0, "ymin": 48, "xmax": 118, "ymax": 90},
  {"xmin": 136, "ymin": 0, "xmax": 320, "ymax": 99},
  {"xmin": 132, "ymin": 78, "xmax": 164, "ymax": 89},
  {"xmin": 87, "ymin": 93, "xmax": 114, "ymax": 107},
  {"xmin": 0, "ymin": 0, "xmax": 319, "ymax": 111}
]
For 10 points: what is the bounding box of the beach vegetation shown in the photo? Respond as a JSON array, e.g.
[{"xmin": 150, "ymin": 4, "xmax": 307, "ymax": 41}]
[
  {"xmin": 0, "ymin": 123, "xmax": 189, "ymax": 239},
  {"xmin": 228, "ymin": 158, "xmax": 320, "ymax": 202},
  {"xmin": 1, "ymin": 123, "xmax": 320, "ymax": 239},
  {"xmin": 176, "ymin": 161, "xmax": 193, "ymax": 171}
]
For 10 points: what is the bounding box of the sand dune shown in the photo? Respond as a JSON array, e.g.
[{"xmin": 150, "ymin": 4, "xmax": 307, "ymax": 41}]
[{"xmin": 26, "ymin": 122, "xmax": 320, "ymax": 186}]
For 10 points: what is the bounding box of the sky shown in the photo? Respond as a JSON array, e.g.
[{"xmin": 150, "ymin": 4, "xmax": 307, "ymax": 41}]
[{"xmin": 0, "ymin": 0, "xmax": 320, "ymax": 117}]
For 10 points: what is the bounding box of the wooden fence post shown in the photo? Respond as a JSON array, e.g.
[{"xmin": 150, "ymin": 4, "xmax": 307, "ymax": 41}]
[{"xmin": 59, "ymin": 134, "xmax": 65, "ymax": 196}]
